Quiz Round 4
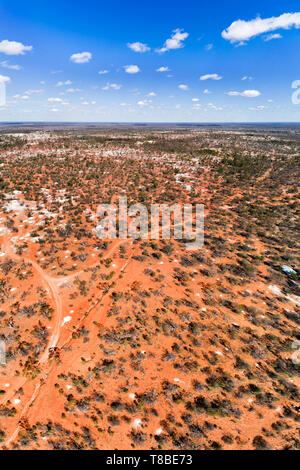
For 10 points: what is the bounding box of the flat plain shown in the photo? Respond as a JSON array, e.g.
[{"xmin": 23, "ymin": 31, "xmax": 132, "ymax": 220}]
[{"xmin": 0, "ymin": 124, "xmax": 299, "ymax": 450}]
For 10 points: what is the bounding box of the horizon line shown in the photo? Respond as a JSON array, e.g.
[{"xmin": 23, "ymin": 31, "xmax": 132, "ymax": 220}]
[{"xmin": 0, "ymin": 121, "xmax": 300, "ymax": 125}]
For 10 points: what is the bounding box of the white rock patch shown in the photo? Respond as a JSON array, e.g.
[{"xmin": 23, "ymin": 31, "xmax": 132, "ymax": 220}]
[{"xmin": 62, "ymin": 316, "xmax": 72, "ymax": 326}]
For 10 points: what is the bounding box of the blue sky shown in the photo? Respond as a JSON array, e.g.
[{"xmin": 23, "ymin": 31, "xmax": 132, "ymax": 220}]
[{"xmin": 0, "ymin": 0, "xmax": 299, "ymax": 122}]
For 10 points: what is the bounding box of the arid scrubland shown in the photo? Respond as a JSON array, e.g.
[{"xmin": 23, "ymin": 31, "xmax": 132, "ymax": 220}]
[{"xmin": 0, "ymin": 125, "xmax": 299, "ymax": 450}]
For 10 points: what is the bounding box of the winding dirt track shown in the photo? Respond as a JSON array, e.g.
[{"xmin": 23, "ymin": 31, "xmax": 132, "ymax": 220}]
[{"xmin": 0, "ymin": 229, "xmax": 132, "ymax": 448}]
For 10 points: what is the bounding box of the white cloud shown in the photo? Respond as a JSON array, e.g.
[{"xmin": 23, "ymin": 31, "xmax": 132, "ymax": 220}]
[
  {"xmin": 51, "ymin": 108, "xmax": 59, "ymax": 112},
  {"xmin": 226, "ymin": 89, "xmax": 261, "ymax": 98},
  {"xmin": 0, "ymin": 60, "xmax": 22, "ymax": 70},
  {"xmin": 205, "ymin": 43, "xmax": 213, "ymax": 50},
  {"xmin": 98, "ymin": 70, "xmax": 109, "ymax": 74},
  {"xmin": 66, "ymin": 88, "xmax": 81, "ymax": 93},
  {"xmin": 102, "ymin": 82, "xmax": 122, "ymax": 90},
  {"xmin": 48, "ymin": 97, "xmax": 63, "ymax": 102},
  {"xmin": 200, "ymin": 73, "xmax": 222, "ymax": 81},
  {"xmin": 178, "ymin": 84, "xmax": 188, "ymax": 90},
  {"xmin": 0, "ymin": 40, "xmax": 32, "ymax": 55},
  {"xmin": 137, "ymin": 99, "xmax": 151, "ymax": 106},
  {"xmin": 249, "ymin": 105, "xmax": 266, "ymax": 110},
  {"xmin": 156, "ymin": 66, "xmax": 170, "ymax": 72},
  {"xmin": 127, "ymin": 42, "xmax": 150, "ymax": 53},
  {"xmin": 203, "ymin": 89, "xmax": 211, "ymax": 94},
  {"xmin": 124, "ymin": 65, "xmax": 140, "ymax": 74},
  {"xmin": 264, "ymin": 33, "xmax": 282, "ymax": 41},
  {"xmin": 222, "ymin": 12, "xmax": 300, "ymax": 43},
  {"xmin": 192, "ymin": 98, "xmax": 199, "ymax": 102},
  {"xmin": 56, "ymin": 80, "xmax": 72, "ymax": 86},
  {"xmin": 207, "ymin": 102, "xmax": 223, "ymax": 111},
  {"xmin": 147, "ymin": 92, "xmax": 156, "ymax": 96},
  {"xmin": 25, "ymin": 89, "xmax": 43, "ymax": 95},
  {"xmin": 70, "ymin": 52, "xmax": 92, "ymax": 63},
  {"xmin": 242, "ymin": 76, "xmax": 253, "ymax": 80},
  {"xmin": 0, "ymin": 74, "xmax": 10, "ymax": 84},
  {"xmin": 156, "ymin": 29, "xmax": 189, "ymax": 53}
]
